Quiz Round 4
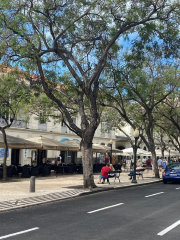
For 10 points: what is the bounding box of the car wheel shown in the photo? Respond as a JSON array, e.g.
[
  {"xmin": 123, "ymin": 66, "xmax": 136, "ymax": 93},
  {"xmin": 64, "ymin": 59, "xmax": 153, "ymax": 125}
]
[{"xmin": 163, "ymin": 180, "xmax": 167, "ymax": 184}]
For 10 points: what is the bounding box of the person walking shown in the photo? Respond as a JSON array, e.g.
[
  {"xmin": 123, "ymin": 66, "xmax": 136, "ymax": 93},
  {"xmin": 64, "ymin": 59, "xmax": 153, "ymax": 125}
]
[
  {"xmin": 142, "ymin": 156, "xmax": 147, "ymax": 167},
  {"xmin": 146, "ymin": 157, "xmax": 151, "ymax": 173},
  {"xmin": 162, "ymin": 158, "xmax": 168, "ymax": 170},
  {"xmin": 157, "ymin": 157, "xmax": 163, "ymax": 172}
]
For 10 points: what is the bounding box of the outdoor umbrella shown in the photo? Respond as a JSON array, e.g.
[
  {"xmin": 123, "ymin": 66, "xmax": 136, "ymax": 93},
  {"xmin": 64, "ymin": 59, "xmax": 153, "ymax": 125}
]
[
  {"xmin": 116, "ymin": 152, "xmax": 131, "ymax": 156},
  {"xmin": 60, "ymin": 140, "xmax": 80, "ymax": 151},
  {"xmin": 0, "ymin": 133, "xmax": 39, "ymax": 149},
  {"xmin": 143, "ymin": 151, "xmax": 152, "ymax": 156},
  {"xmin": 92, "ymin": 144, "xmax": 108, "ymax": 153},
  {"xmin": 122, "ymin": 147, "xmax": 147, "ymax": 155},
  {"xmin": 26, "ymin": 136, "xmax": 79, "ymax": 151},
  {"xmin": 169, "ymin": 150, "xmax": 180, "ymax": 156},
  {"xmin": 156, "ymin": 149, "xmax": 170, "ymax": 157},
  {"xmin": 92, "ymin": 144, "xmax": 123, "ymax": 153},
  {"xmin": 61, "ymin": 142, "xmax": 122, "ymax": 153}
]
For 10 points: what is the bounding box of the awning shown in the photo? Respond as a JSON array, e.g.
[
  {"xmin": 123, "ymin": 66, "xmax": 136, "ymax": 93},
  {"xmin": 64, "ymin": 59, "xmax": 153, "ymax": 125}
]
[
  {"xmin": 60, "ymin": 138, "xmax": 70, "ymax": 142},
  {"xmin": 26, "ymin": 136, "xmax": 79, "ymax": 151},
  {"xmin": 0, "ymin": 133, "xmax": 39, "ymax": 149}
]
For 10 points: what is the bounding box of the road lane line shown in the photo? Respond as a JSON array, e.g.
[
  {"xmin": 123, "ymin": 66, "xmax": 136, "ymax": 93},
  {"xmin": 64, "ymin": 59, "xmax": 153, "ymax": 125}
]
[
  {"xmin": 88, "ymin": 203, "xmax": 124, "ymax": 214},
  {"xmin": 0, "ymin": 227, "xmax": 39, "ymax": 239},
  {"xmin": 157, "ymin": 220, "xmax": 180, "ymax": 236},
  {"xmin": 145, "ymin": 192, "xmax": 164, "ymax": 198},
  {"xmin": 175, "ymin": 187, "xmax": 180, "ymax": 189}
]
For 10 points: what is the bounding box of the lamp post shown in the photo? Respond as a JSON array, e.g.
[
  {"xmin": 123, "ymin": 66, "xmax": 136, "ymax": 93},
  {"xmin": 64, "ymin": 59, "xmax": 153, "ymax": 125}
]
[
  {"xmin": 168, "ymin": 147, "xmax": 171, "ymax": 163},
  {"xmin": 109, "ymin": 139, "xmax": 113, "ymax": 164},
  {"xmin": 132, "ymin": 129, "xmax": 139, "ymax": 184}
]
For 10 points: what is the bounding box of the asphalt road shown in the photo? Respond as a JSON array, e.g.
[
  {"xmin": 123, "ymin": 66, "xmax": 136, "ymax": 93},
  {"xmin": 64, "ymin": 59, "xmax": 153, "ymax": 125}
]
[{"xmin": 0, "ymin": 182, "xmax": 180, "ymax": 240}]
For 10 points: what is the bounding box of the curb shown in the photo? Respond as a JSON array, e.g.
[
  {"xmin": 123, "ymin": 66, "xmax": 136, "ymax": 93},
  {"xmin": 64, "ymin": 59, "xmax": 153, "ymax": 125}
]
[{"xmin": 79, "ymin": 179, "xmax": 163, "ymax": 196}]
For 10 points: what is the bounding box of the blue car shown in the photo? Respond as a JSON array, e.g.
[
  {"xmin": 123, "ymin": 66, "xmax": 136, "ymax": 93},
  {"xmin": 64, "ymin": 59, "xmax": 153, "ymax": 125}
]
[{"xmin": 162, "ymin": 163, "xmax": 180, "ymax": 184}]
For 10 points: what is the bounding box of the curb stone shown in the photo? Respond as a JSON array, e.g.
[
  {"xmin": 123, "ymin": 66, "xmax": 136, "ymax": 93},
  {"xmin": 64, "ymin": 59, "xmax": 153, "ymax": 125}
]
[{"xmin": 79, "ymin": 179, "xmax": 163, "ymax": 196}]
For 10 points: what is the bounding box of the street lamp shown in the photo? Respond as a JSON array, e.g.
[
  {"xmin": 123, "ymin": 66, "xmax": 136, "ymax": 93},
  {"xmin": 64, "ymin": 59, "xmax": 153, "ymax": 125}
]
[
  {"xmin": 109, "ymin": 139, "xmax": 113, "ymax": 164},
  {"xmin": 168, "ymin": 147, "xmax": 171, "ymax": 163},
  {"xmin": 132, "ymin": 129, "xmax": 139, "ymax": 183}
]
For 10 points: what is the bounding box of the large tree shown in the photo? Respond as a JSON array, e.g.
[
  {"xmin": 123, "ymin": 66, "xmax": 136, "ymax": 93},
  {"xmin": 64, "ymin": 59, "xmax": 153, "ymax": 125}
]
[
  {"xmin": 100, "ymin": 55, "xmax": 180, "ymax": 178},
  {"xmin": 155, "ymin": 91, "xmax": 180, "ymax": 154},
  {"xmin": 0, "ymin": 0, "xmax": 180, "ymax": 187}
]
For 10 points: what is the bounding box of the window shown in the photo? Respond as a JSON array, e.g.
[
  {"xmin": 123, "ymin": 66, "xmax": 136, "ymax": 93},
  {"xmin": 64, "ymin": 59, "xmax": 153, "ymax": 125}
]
[
  {"xmin": 61, "ymin": 120, "xmax": 66, "ymax": 127},
  {"xmin": 39, "ymin": 112, "xmax": 46, "ymax": 124},
  {"xmin": 166, "ymin": 164, "xmax": 180, "ymax": 170}
]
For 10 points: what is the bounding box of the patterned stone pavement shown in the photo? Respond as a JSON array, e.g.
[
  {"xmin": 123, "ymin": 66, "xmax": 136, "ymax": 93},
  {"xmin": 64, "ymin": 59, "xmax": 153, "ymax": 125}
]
[{"xmin": 0, "ymin": 171, "xmax": 162, "ymax": 212}]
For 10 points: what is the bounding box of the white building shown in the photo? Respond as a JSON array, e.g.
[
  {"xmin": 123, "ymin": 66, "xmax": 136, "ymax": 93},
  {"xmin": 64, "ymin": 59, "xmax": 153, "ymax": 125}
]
[{"xmin": 0, "ymin": 114, "xmax": 127, "ymax": 166}]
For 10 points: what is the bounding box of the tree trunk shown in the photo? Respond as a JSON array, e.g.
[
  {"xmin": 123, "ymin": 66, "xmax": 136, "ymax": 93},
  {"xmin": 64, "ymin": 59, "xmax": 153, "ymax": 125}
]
[
  {"xmin": 1, "ymin": 129, "xmax": 7, "ymax": 181},
  {"xmin": 151, "ymin": 151, "xmax": 159, "ymax": 178},
  {"xmin": 81, "ymin": 141, "xmax": 96, "ymax": 189}
]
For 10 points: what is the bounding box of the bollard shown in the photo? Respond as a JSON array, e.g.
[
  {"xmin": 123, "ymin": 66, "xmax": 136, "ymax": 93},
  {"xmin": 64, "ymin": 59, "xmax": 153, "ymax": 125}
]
[{"xmin": 30, "ymin": 176, "xmax": 35, "ymax": 192}]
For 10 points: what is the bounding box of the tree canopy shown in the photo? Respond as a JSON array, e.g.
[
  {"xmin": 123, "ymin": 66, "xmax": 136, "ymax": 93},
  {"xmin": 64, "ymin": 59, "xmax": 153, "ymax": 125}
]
[{"xmin": 0, "ymin": 0, "xmax": 180, "ymax": 186}]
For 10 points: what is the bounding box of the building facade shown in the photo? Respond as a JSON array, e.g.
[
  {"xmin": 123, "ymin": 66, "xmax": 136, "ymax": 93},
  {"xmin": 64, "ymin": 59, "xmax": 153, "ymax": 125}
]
[{"xmin": 0, "ymin": 114, "xmax": 124, "ymax": 166}]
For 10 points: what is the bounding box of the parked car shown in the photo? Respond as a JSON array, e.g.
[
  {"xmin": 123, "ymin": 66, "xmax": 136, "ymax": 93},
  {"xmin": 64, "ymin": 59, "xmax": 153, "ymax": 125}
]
[{"xmin": 162, "ymin": 163, "xmax": 180, "ymax": 184}]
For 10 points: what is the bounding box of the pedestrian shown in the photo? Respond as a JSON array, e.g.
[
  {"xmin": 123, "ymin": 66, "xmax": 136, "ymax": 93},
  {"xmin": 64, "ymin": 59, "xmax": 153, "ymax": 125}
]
[
  {"xmin": 162, "ymin": 158, "xmax": 168, "ymax": 170},
  {"xmin": 146, "ymin": 157, "xmax": 151, "ymax": 173},
  {"xmin": 137, "ymin": 159, "xmax": 143, "ymax": 167},
  {"xmin": 97, "ymin": 163, "xmax": 112, "ymax": 184},
  {"xmin": 42, "ymin": 157, "xmax": 47, "ymax": 165},
  {"xmin": 157, "ymin": 157, "xmax": 162, "ymax": 172},
  {"xmin": 57, "ymin": 154, "xmax": 62, "ymax": 166},
  {"xmin": 128, "ymin": 165, "xmax": 144, "ymax": 180},
  {"xmin": 142, "ymin": 156, "xmax": 147, "ymax": 167},
  {"xmin": 106, "ymin": 154, "xmax": 110, "ymax": 164}
]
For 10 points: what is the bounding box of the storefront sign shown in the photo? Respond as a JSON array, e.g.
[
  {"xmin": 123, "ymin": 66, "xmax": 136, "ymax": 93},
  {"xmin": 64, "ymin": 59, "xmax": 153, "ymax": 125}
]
[
  {"xmin": 0, "ymin": 148, "xmax": 9, "ymax": 158},
  {"xmin": 25, "ymin": 149, "xmax": 27, "ymax": 158}
]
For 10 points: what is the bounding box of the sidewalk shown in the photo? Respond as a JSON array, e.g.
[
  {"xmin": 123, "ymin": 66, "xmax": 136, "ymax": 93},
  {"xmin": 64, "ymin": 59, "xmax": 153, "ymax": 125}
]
[{"xmin": 0, "ymin": 170, "xmax": 162, "ymax": 212}]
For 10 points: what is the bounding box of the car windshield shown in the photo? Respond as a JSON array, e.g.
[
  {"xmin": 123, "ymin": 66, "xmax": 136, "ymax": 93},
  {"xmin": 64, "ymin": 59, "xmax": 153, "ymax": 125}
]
[{"xmin": 166, "ymin": 164, "xmax": 180, "ymax": 170}]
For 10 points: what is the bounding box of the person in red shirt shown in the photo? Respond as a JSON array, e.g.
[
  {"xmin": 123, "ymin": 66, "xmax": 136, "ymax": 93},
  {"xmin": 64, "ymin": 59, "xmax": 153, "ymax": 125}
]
[
  {"xmin": 106, "ymin": 155, "xmax": 110, "ymax": 164},
  {"xmin": 97, "ymin": 163, "xmax": 112, "ymax": 184},
  {"xmin": 146, "ymin": 157, "xmax": 151, "ymax": 173}
]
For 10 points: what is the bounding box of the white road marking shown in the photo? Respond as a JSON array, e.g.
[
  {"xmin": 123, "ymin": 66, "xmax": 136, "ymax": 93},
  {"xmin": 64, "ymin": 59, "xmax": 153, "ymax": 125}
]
[
  {"xmin": 175, "ymin": 187, "xmax": 180, "ymax": 189},
  {"xmin": 145, "ymin": 192, "xmax": 164, "ymax": 198},
  {"xmin": 0, "ymin": 227, "xmax": 39, "ymax": 239},
  {"xmin": 88, "ymin": 203, "xmax": 124, "ymax": 213},
  {"xmin": 157, "ymin": 220, "xmax": 180, "ymax": 236}
]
